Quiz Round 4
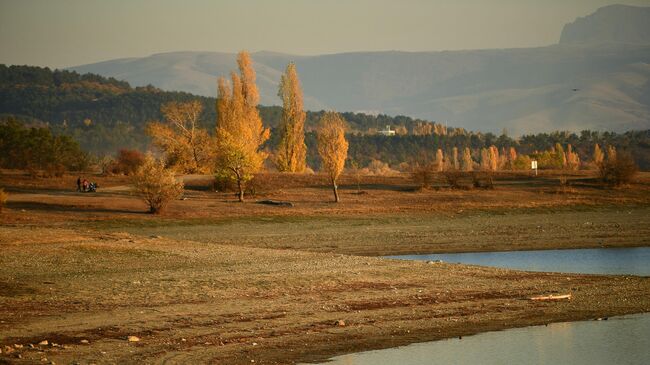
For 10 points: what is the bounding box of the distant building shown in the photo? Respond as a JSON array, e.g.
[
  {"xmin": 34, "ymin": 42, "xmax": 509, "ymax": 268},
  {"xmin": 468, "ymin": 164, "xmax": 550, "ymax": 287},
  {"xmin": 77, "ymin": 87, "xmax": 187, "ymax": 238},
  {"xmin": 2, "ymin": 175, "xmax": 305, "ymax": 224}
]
[{"xmin": 378, "ymin": 125, "xmax": 396, "ymax": 136}]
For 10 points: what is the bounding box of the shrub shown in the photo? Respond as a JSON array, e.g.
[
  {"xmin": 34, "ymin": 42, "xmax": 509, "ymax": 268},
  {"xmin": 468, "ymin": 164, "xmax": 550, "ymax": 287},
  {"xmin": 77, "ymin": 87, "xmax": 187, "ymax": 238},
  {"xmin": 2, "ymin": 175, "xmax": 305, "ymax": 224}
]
[
  {"xmin": 411, "ymin": 162, "xmax": 436, "ymax": 189},
  {"xmin": 0, "ymin": 188, "xmax": 7, "ymax": 212},
  {"xmin": 112, "ymin": 149, "xmax": 144, "ymax": 175},
  {"xmin": 598, "ymin": 151, "xmax": 638, "ymax": 186},
  {"xmin": 472, "ymin": 172, "xmax": 494, "ymax": 189},
  {"xmin": 442, "ymin": 170, "xmax": 465, "ymax": 189},
  {"xmin": 132, "ymin": 155, "xmax": 184, "ymax": 214}
]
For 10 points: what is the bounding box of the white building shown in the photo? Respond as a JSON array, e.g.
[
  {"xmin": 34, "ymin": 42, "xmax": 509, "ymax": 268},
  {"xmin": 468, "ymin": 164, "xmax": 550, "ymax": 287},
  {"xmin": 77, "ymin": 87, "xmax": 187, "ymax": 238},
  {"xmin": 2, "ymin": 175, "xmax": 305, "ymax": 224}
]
[{"xmin": 378, "ymin": 125, "xmax": 396, "ymax": 136}]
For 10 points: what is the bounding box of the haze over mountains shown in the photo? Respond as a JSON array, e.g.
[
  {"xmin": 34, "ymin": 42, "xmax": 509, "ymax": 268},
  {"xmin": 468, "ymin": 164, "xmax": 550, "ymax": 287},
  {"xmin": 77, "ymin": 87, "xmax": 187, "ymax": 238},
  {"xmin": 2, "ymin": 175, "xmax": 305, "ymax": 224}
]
[{"xmin": 71, "ymin": 5, "xmax": 650, "ymax": 135}]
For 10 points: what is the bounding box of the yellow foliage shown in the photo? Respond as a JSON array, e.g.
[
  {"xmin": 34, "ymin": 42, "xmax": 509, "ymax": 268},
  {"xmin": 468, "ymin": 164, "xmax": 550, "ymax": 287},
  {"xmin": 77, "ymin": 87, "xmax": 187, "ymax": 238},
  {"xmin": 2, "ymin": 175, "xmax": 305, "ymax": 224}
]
[
  {"xmin": 317, "ymin": 111, "xmax": 348, "ymax": 202},
  {"xmin": 132, "ymin": 154, "xmax": 184, "ymax": 214},
  {"xmin": 146, "ymin": 100, "xmax": 214, "ymax": 174},
  {"xmin": 215, "ymin": 51, "xmax": 270, "ymax": 202},
  {"xmin": 593, "ymin": 143, "xmax": 604, "ymax": 167},
  {"xmin": 0, "ymin": 188, "xmax": 8, "ymax": 212},
  {"xmin": 276, "ymin": 62, "xmax": 307, "ymax": 172}
]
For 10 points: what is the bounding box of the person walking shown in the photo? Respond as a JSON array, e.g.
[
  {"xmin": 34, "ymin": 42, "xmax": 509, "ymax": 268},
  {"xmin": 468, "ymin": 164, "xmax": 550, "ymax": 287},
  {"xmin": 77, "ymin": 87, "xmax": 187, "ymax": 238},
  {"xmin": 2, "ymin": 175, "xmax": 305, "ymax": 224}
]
[{"xmin": 76, "ymin": 177, "xmax": 82, "ymax": 192}]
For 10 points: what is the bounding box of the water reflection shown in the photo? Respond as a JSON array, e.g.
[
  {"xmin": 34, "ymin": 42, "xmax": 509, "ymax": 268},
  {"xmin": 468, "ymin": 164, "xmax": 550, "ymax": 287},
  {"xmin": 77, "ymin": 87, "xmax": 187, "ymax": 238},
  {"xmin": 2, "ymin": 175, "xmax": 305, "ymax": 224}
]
[{"xmin": 318, "ymin": 314, "xmax": 650, "ymax": 365}]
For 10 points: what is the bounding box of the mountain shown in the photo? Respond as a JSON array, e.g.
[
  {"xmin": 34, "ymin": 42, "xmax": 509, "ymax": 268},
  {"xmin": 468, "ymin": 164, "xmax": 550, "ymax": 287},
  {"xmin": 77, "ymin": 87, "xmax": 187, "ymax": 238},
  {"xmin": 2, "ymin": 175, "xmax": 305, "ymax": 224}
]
[
  {"xmin": 560, "ymin": 5, "xmax": 650, "ymax": 45},
  {"xmin": 69, "ymin": 6, "xmax": 650, "ymax": 135}
]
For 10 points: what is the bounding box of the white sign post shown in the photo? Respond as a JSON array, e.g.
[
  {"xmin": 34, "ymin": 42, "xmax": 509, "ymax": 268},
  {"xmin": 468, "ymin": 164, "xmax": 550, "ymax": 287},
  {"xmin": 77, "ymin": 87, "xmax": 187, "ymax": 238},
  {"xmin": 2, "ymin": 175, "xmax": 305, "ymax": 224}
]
[{"xmin": 531, "ymin": 160, "xmax": 538, "ymax": 176}]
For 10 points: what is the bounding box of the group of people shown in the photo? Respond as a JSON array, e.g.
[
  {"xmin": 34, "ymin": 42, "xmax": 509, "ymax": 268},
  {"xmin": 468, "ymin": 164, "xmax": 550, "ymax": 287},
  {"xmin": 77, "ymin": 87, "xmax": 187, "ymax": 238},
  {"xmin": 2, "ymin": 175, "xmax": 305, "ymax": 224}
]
[{"xmin": 76, "ymin": 177, "xmax": 97, "ymax": 192}]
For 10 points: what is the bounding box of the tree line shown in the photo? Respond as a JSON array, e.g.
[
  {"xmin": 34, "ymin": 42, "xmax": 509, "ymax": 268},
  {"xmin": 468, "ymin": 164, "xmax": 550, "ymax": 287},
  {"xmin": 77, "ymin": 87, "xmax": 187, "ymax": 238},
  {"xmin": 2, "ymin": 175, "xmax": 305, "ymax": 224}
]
[{"xmin": 2, "ymin": 64, "xmax": 649, "ymax": 170}]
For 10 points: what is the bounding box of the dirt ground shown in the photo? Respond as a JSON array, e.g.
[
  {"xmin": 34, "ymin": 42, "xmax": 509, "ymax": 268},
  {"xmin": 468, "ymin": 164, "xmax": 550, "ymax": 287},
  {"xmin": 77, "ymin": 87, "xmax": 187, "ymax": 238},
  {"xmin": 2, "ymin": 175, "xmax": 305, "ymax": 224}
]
[{"xmin": 1, "ymin": 170, "xmax": 649, "ymax": 364}]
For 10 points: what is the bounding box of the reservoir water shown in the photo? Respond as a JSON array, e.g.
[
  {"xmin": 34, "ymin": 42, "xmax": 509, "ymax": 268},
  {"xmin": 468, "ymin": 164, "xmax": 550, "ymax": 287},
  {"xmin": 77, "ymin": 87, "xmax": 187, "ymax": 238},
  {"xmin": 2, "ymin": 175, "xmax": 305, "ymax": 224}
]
[
  {"xmin": 387, "ymin": 247, "xmax": 650, "ymax": 276},
  {"xmin": 319, "ymin": 314, "xmax": 650, "ymax": 365},
  {"xmin": 316, "ymin": 247, "xmax": 650, "ymax": 365}
]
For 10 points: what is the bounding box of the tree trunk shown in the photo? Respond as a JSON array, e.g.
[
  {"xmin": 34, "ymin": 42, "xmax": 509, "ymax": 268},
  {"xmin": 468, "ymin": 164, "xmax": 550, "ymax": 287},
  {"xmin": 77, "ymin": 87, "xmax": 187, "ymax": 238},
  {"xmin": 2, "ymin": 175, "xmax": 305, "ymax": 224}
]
[
  {"xmin": 237, "ymin": 177, "xmax": 244, "ymax": 202},
  {"xmin": 331, "ymin": 177, "xmax": 340, "ymax": 203}
]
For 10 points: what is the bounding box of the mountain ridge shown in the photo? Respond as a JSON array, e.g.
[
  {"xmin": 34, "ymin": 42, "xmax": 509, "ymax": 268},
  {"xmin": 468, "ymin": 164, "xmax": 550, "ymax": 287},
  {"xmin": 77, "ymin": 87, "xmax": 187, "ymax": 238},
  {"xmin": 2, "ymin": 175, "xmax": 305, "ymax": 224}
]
[{"xmin": 69, "ymin": 5, "xmax": 650, "ymax": 135}]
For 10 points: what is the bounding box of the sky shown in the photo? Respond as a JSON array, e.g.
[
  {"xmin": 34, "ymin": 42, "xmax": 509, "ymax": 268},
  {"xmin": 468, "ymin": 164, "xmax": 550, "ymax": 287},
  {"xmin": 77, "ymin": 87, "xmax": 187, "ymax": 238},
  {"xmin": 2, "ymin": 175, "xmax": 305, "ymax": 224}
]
[{"xmin": 1, "ymin": 0, "xmax": 649, "ymax": 69}]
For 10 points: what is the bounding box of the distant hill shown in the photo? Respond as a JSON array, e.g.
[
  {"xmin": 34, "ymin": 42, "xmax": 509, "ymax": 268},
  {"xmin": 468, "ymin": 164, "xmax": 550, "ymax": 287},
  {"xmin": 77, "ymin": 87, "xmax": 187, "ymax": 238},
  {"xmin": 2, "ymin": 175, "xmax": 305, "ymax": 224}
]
[
  {"xmin": 0, "ymin": 64, "xmax": 442, "ymax": 155},
  {"xmin": 560, "ymin": 5, "xmax": 650, "ymax": 45},
  {"xmin": 68, "ymin": 6, "xmax": 650, "ymax": 136}
]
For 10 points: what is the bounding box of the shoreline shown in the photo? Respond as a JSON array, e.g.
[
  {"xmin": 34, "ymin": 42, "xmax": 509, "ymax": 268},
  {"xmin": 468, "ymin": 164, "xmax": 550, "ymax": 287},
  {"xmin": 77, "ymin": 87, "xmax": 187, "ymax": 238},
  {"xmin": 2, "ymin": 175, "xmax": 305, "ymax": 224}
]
[{"xmin": 1, "ymin": 228, "xmax": 649, "ymax": 364}]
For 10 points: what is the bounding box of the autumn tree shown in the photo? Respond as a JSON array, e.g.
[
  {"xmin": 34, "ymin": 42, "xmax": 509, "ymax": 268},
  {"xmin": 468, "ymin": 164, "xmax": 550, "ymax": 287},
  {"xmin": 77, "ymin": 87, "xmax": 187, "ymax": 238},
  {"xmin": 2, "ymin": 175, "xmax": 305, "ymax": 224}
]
[
  {"xmin": 132, "ymin": 154, "xmax": 184, "ymax": 214},
  {"xmin": 598, "ymin": 147, "xmax": 638, "ymax": 186},
  {"xmin": 565, "ymin": 144, "xmax": 580, "ymax": 170},
  {"xmin": 147, "ymin": 101, "xmax": 214, "ymax": 173},
  {"xmin": 593, "ymin": 143, "xmax": 604, "ymax": 167},
  {"xmin": 451, "ymin": 147, "xmax": 459, "ymax": 170},
  {"xmin": 112, "ymin": 149, "xmax": 144, "ymax": 175},
  {"xmin": 276, "ymin": 62, "xmax": 307, "ymax": 172},
  {"xmin": 435, "ymin": 148, "xmax": 444, "ymax": 172},
  {"xmin": 462, "ymin": 147, "xmax": 473, "ymax": 171},
  {"xmin": 317, "ymin": 111, "xmax": 348, "ymax": 203},
  {"xmin": 215, "ymin": 51, "xmax": 270, "ymax": 202}
]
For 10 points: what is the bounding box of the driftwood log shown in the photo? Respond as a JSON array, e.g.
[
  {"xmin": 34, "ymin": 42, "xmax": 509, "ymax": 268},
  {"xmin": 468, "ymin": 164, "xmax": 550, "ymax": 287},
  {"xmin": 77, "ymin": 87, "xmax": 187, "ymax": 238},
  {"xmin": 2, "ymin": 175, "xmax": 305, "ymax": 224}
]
[{"xmin": 530, "ymin": 293, "xmax": 572, "ymax": 301}]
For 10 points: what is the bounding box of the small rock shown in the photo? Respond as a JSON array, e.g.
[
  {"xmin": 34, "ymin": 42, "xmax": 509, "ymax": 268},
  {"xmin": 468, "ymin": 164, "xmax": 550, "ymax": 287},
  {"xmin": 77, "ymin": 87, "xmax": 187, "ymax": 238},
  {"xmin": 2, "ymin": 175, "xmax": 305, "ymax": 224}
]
[
  {"xmin": 38, "ymin": 340, "xmax": 49, "ymax": 346},
  {"xmin": 127, "ymin": 336, "xmax": 140, "ymax": 342},
  {"xmin": 336, "ymin": 320, "xmax": 346, "ymax": 327},
  {"xmin": 252, "ymin": 342, "xmax": 258, "ymax": 346},
  {"xmin": 14, "ymin": 344, "xmax": 23, "ymax": 349},
  {"xmin": 80, "ymin": 339, "xmax": 89, "ymax": 344}
]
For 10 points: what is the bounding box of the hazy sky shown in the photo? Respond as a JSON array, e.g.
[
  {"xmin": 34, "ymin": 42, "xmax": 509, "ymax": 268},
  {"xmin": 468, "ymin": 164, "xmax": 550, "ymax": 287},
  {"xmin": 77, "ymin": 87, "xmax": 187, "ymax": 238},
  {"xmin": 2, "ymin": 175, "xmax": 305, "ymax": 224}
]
[{"xmin": 1, "ymin": 0, "xmax": 649, "ymax": 68}]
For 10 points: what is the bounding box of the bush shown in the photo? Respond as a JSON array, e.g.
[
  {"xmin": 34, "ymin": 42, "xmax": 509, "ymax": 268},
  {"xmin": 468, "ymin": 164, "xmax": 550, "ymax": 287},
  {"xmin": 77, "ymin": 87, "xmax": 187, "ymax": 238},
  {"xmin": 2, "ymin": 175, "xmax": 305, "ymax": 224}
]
[
  {"xmin": 411, "ymin": 162, "xmax": 436, "ymax": 189},
  {"xmin": 112, "ymin": 149, "xmax": 144, "ymax": 175},
  {"xmin": 132, "ymin": 155, "xmax": 184, "ymax": 214},
  {"xmin": 598, "ymin": 152, "xmax": 638, "ymax": 186},
  {"xmin": 442, "ymin": 170, "xmax": 465, "ymax": 189},
  {"xmin": 472, "ymin": 172, "xmax": 494, "ymax": 189},
  {"xmin": 0, "ymin": 188, "xmax": 7, "ymax": 212}
]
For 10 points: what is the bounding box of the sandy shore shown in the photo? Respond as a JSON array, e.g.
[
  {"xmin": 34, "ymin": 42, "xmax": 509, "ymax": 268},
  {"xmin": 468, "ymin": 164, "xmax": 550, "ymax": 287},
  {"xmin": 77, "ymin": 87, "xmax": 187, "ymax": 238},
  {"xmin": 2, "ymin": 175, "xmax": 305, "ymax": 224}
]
[{"xmin": 1, "ymin": 228, "xmax": 649, "ymax": 364}]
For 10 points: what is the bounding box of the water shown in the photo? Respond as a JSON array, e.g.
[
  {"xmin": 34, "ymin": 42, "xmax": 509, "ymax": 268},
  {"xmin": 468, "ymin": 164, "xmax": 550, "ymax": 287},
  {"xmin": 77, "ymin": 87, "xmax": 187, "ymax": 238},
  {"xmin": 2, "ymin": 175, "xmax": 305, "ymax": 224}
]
[
  {"xmin": 387, "ymin": 247, "xmax": 650, "ymax": 276},
  {"xmin": 315, "ymin": 247, "xmax": 650, "ymax": 364},
  {"xmin": 321, "ymin": 314, "xmax": 650, "ymax": 365}
]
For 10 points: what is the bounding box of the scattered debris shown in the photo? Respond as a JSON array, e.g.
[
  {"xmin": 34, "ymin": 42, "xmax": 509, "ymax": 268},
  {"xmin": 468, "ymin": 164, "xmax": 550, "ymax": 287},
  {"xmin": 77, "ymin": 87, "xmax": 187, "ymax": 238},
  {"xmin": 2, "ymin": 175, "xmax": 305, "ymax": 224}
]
[
  {"xmin": 38, "ymin": 340, "xmax": 49, "ymax": 346},
  {"xmin": 127, "ymin": 336, "xmax": 140, "ymax": 342},
  {"xmin": 80, "ymin": 339, "xmax": 89, "ymax": 344}
]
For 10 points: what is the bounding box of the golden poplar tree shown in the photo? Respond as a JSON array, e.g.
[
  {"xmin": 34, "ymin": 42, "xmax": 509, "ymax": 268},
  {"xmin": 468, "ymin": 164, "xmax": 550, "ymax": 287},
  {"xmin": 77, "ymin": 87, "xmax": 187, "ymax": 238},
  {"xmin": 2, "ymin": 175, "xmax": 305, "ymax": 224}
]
[
  {"xmin": 215, "ymin": 51, "xmax": 270, "ymax": 202},
  {"xmin": 435, "ymin": 148, "xmax": 444, "ymax": 172},
  {"xmin": 276, "ymin": 62, "xmax": 307, "ymax": 172},
  {"xmin": 451, "ymin": 146, "xmax": 459, "ymax": 170},
  {"xmin": 317, "ymin": 111, "xmax": 348, "ymax": 203},
  {"xmin": 488, "ymin": 145, "xmax": 499, "ymax": 171},
  {"xmin": 593, "ymin": 143, "xmax": 604, "ymax": 167},
  {"xmin": 462, "ymin": 147, "xmax": 473, "ymax": 171},
  {"xmin": 146, "ymin": 101, "xmax": 214, "ymax": 173},
  {"xmin": 481, "ymin": 148, "xmax": 490, "ymax": 171}
]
